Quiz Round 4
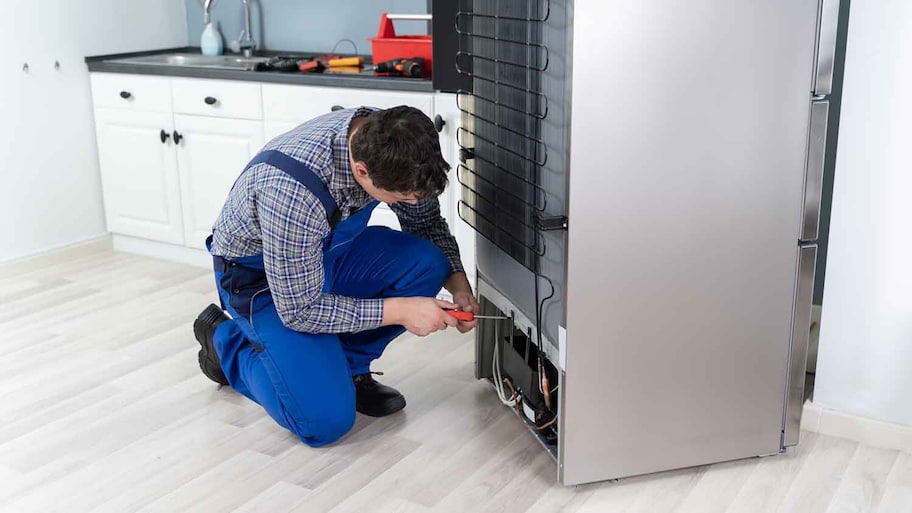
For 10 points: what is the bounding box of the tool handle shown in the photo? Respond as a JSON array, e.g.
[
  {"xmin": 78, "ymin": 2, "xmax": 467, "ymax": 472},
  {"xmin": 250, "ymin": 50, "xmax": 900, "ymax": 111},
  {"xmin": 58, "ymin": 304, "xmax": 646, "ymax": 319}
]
[
  {"xmin": 328, "ymin": 57, "xmax": 363, "ymax": 67},
  {"xmin": 385, "ymin": 14, "xmax": 432, "ymax": 21},
  {"xmin": 445, "ymin": 310, "xmax": 474, "ymax": 322}
]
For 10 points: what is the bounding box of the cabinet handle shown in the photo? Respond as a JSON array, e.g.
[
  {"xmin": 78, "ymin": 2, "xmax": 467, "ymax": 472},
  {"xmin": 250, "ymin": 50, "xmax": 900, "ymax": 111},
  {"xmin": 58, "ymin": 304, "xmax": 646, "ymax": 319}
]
[
  {"xmin": 434, "ymin": 114, "xmax": 446, "ymax": 133},
  {"xmin": 160, "ymin": 129, "xmax": 170, "ymax": 144},
  {"xmin": 173, "ymin": 130, "xmax": 183, "ymax": 144},
  {"xmin": 119, "ymin": 91, "xmax": 132, "ymax": 99},
  {"xmin": 204, "ymin": 96, "xmax": 218, "ymax": 105},
  {"xmin": 331, "ymin": 105, "xmax": 344, "ymax": 112}
]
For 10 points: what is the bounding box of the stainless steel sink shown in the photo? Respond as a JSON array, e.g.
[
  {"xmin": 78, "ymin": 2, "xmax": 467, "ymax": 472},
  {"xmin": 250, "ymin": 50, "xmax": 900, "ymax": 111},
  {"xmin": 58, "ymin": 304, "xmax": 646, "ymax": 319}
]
[{"xmin": 110, "ymin": 53, "xmax": 271, "ymax": 70}]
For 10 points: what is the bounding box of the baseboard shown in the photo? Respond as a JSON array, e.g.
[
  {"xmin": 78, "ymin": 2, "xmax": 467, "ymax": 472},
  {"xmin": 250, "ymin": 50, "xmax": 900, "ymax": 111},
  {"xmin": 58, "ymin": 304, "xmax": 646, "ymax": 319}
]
[
  {"xmin": 0, "ymin": 234, "xmax": 112, "ymax": 277},
  {"xmin": 802, "ymin": 401, "xmax": 912, "ymax": 451},
  {"xmin": 112, "ymin": 235, "xmax": 211, "ymax": 269}
]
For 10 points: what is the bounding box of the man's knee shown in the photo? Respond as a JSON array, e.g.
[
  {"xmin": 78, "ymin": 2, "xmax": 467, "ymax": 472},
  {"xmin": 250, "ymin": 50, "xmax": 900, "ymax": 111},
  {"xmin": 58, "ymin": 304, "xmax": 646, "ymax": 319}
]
[
  {"xmin": 422, "ymin": 241, "xmax": 451, "ymax": 283},
  {"xmin": 292, "ymin": 407, "xmax": 356, "ymax": 447},
  {"xmin": 408, "ymin": 238, "xmax": 451, "ymax": 293}
]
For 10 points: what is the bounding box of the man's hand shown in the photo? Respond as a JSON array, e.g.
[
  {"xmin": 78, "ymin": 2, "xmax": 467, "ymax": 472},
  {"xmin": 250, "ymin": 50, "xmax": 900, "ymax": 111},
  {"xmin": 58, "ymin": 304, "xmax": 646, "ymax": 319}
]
[
  {"xmin": 445, "ymin": 272, "xmax": 480, "ymax": 334},
  {"xmin": 383, "ymin": 297, "xmax": 458, "ymax": 337}
]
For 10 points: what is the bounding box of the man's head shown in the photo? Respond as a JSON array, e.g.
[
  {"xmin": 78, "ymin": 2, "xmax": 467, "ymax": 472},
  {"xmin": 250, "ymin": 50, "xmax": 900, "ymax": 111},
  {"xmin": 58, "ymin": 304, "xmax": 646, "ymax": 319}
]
[{"xmin": 349, "ymin": 106, "xmax": 450, "ymax": 205}]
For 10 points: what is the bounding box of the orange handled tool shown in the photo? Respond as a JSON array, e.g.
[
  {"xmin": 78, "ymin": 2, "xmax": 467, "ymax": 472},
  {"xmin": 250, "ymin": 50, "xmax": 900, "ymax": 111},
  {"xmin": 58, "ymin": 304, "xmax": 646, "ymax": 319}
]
[
  {"xmin": 445, "ymin": 310, "xmax": 509, "ymax": 322},
  {"xmin": 328, "ymin": 56, "xmax": 364, "ymax": 67}
]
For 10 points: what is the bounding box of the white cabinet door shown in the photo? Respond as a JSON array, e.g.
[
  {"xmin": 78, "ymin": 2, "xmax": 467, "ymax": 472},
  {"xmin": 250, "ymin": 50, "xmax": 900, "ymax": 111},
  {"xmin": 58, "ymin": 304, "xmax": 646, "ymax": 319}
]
[
  {"xmin": 263, "ymin": 84, "xmax": 434, "ymax": 124},
  {"xmin": 435, "ymin": 93, "xmax": 476, "ymax": 280},
  {"xmin": 93, "ymin": 108, "xmax": 184, "ymax": 244},
  {"xmin": 174, "ymin": 115, "xmax": 265, "ymax": 249}
]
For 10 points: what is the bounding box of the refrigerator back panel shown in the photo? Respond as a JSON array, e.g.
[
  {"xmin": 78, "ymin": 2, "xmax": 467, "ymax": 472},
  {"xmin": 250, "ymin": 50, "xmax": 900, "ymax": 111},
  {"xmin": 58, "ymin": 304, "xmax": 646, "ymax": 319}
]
[
  {"xmin": 561, "ymin": 0, "xmax": 821, "ymax": 484},
  {"xmin": 458, "ymin": 0, "xmax": 573, "ymax": 350}
]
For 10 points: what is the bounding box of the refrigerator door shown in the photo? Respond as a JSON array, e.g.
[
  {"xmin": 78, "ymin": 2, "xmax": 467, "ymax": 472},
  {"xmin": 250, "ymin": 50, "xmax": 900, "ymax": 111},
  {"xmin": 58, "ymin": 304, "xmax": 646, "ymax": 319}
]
[
  {"xmin": 784, "ymin": 244, "xmax": 818, "ymax": 446},
  {"xmin": 801, "ymin": 100, "xmax": 830, "ymax": 242},
  {"xmin": 562, "ymin": 0, "xmax": 820, "ymax": 485}
]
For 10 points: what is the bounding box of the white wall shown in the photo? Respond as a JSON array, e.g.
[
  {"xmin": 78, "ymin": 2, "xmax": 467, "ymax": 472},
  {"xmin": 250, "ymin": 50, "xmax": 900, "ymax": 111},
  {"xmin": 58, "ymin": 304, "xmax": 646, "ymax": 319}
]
[
  {"xmin": 815, "ymin": 0, "xmax": 912, "ymax": 426},
  {"xmin": 0, "ymin": 1, "xmax": 188, "ymax": 263}
]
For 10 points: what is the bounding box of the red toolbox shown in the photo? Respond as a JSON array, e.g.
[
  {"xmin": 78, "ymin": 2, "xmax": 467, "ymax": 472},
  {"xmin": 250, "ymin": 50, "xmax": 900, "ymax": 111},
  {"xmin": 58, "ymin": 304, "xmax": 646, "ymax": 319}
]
[{"xmin": 369, "ymin": 13, "xmax": 433, "ymax": 77}]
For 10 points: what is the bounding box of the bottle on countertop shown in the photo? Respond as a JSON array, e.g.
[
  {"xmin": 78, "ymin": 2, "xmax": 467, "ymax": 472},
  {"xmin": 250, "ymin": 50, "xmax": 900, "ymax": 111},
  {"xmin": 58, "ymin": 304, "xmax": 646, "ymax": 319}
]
[{"xmin": 201, "ymin": 13, "xmax": 224, "ymax": 56}]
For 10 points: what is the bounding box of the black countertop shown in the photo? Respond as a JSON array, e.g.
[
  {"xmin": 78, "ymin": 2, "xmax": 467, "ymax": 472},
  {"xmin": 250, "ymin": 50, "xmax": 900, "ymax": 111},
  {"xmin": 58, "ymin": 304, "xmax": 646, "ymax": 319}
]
[{"xmin": 85, "ymin": 47, "xmax": 436, "ymax": 93}]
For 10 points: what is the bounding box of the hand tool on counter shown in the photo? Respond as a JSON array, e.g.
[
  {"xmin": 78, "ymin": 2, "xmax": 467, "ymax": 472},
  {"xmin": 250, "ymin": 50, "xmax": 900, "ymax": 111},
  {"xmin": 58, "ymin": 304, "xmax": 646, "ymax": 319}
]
[
  {"xmin": 328, "ymin": 56, "xmax": 364, "ymax": 68},
  {"xmin": 373, "ymin": 57, "xmax": 427, "ymax": 78},
  {"xmin": 298, "ymin": 59, "xmax": 326, "ymax": 72},
  {"xmin": 445, "ymin": 310, "xmax": 510, "ymax": 322},
  {"xmin": 254, "ymin": 56, "xmax": 304, "ymax": 72},
  {"xmin": 298, "ymin": 56, "xmax": 364, "ymax": 73}
]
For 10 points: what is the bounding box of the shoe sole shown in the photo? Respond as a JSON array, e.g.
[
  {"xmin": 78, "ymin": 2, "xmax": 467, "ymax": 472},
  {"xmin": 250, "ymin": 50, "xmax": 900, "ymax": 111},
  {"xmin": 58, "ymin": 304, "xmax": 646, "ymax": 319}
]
[{"xmin": 194, "ymin": 304, "xmax": 230, "ymax": 386}]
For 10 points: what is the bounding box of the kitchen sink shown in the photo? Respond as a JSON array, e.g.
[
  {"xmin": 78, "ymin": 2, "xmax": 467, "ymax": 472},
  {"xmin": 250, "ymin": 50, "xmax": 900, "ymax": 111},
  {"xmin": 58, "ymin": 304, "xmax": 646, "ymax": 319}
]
[{"xmin": 109, "ymin": 53, "xmax": 271, "ymax": 70}]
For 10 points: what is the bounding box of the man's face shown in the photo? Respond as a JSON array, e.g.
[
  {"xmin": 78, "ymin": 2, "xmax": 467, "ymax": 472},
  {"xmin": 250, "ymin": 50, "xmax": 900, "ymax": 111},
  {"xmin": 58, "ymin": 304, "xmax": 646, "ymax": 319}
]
[
  {"xmin": 365, "ymin": 182, "xmax": 420, "ymax": 206},
  {"xmin": 351, "ymin": 160, "xmax": 421, "ymax": 205}
]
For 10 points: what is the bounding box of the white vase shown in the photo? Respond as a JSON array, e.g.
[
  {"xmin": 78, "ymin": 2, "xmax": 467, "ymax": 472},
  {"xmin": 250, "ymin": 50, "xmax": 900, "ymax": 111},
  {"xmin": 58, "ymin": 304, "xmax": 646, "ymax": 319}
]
[{"xmin": 201, "ymin": 16, "xmax": 223, "ymax": 56}]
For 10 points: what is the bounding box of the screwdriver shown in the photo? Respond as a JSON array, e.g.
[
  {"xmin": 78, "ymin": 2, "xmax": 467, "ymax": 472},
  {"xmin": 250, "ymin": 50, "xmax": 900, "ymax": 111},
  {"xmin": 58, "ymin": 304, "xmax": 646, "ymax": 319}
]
[{"xmin": 444, "ymin": 310, "xmax": 510, "ymax": 322}]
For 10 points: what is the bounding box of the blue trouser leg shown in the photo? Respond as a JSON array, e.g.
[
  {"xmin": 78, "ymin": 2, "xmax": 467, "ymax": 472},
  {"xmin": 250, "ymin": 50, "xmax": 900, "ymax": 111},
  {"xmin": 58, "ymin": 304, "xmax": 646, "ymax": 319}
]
[
  {"xmin": 209, "ymin": 227, "xmax": 450, "ymax": 446},
  {"xmin": 330, "ymin": 227, "xmax": 451, "ymax": 375},
  {"xmin": 212, "ymin": 273, "xmax": 356, "ymax": 447}
]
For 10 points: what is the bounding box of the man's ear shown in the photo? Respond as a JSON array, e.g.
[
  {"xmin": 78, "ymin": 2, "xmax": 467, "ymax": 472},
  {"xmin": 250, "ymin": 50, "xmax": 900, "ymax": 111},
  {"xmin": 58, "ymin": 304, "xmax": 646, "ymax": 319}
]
[{"xmin": 351, "ymin": 161, "xmax": 370, "ymax": 179}]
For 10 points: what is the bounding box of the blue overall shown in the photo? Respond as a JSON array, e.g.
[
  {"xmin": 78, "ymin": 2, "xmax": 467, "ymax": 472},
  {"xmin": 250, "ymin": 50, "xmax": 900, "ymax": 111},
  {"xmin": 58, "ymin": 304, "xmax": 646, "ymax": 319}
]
[{"xmin": 208, "ymin": 151, "xmax": 450, "ymax": 446}]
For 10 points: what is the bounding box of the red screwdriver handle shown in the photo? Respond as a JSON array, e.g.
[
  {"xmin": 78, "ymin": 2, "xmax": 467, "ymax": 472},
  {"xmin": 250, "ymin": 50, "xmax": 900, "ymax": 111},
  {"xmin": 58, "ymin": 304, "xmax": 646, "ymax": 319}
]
[{"xmin": 445, "ymin": 310, "xmax": 474, "ymax": 322}]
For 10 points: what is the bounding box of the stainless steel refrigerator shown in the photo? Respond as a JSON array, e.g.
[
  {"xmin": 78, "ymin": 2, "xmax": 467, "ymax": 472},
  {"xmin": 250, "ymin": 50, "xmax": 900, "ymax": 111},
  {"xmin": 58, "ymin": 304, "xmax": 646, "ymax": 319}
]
[{"xmin": 456, "ymin": 0, "xmax": 842, "ymax": 485}]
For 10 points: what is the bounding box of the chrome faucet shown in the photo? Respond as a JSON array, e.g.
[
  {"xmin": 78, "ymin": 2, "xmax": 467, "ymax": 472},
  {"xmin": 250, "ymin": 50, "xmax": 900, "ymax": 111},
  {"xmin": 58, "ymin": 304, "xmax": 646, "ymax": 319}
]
[{"xmin": 235, "ymin": 0, "xmax": 257, "ymax": 57}]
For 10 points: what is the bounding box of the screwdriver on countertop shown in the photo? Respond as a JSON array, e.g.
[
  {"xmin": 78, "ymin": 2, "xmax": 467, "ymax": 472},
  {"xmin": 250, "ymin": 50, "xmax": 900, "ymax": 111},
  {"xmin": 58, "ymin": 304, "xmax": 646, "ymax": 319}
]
[{"xmin": 444, "ymin": 310, "xmax": 510, "ymax": 321}]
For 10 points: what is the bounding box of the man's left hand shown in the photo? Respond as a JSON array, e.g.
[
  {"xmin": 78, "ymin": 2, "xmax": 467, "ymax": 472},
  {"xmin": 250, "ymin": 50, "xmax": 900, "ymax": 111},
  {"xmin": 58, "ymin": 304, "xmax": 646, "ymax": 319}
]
[
  {"xmin": 445, "ymin": 272, "xmax": 480, "ymax": 333},
  {"xmin": 451, "ymin": 290, "xmax": 480, "ymax": 333}
]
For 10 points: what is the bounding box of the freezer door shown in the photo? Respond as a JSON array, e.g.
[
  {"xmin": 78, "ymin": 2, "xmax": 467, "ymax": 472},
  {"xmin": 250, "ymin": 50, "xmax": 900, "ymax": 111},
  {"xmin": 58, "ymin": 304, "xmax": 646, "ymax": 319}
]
[
  {"xmin": 562, "ymin": 0, "xmax": 820, "ymax": 485},
  {"xmin": 784, "ymin": 244, "xmax": 818, "ymax": 446}
]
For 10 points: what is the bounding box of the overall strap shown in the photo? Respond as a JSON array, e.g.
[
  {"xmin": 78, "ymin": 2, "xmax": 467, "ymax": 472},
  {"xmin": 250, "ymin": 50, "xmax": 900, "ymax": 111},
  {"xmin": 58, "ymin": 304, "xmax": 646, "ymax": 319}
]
[{"xmin": 246, "ymin": 150, "xmax": 341, "ymax": 228}]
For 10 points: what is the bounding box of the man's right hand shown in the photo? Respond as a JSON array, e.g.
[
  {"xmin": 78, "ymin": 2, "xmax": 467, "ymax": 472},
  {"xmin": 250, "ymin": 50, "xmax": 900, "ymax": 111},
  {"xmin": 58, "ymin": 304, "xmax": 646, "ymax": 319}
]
[{"xmin": 382, "ymin": 297, "xmax": 459, "ymax": 336}]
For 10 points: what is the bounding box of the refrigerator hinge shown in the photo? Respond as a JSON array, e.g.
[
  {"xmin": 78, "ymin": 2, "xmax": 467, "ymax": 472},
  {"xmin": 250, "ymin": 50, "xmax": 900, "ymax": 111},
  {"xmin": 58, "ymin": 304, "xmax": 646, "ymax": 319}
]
[
  {"xmin": 459, "ymin": 147, "xmax": 475, "ymax": 163},
  {"xmin": 535, "ymin": 214, "xmax": 569, "ymax": 231}
]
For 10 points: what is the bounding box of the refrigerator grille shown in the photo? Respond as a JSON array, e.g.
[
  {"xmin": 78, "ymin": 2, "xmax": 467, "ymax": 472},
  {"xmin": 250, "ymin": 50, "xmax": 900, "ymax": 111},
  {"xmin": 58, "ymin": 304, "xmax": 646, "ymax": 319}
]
[{"xmin": 455, "ymin": 0, "xmax": 551, "ymax": 273}]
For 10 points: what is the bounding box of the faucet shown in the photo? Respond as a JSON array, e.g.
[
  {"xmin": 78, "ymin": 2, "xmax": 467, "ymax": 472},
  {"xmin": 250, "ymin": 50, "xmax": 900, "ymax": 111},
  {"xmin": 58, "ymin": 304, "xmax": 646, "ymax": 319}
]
[{"xmin": 235, "ymin": 0, "xmax": 257, "ymax": 57}]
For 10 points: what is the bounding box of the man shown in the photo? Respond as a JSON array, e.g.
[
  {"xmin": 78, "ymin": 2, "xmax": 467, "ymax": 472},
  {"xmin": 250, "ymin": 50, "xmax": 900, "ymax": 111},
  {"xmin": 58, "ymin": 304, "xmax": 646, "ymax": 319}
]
[{"xmin": 192, "ymin": 106, "xmax": 479, "ymax": 446}]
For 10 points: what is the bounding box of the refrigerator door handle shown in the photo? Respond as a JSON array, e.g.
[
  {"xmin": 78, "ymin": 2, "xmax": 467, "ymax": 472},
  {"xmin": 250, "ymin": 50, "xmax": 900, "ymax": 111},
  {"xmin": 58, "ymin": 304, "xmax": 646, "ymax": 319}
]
[
  {"xmin": 783, "ymin": 244, "xmax": 818, "ymax": 447},
  {"xmin": 813, "ymin": 0, "xmax": 841, "ymax": 95},
  {"xmin": 801, "ymin": 100, "xmax": 829, "ymax": 242}
]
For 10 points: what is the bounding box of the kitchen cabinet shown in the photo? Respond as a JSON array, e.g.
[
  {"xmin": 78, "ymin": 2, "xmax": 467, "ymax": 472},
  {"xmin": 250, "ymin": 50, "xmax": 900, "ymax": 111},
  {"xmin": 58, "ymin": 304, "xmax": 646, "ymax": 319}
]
[
  {"xmin": 89, "ymin": 73, "xmax": 474, "ymax": 274},
  {"xmin": 171, "ymin": 78, "xmax": 263, "ymax": 120},
  {"xmin": 93, "ymin": 108, "xmax": 184, "ymax": 244},
  {"xmin": 262, "ymin": 84, "xmax": 434, "ymax": 140},
  {"xmin": 173, "ymin": 115, "xmax": 264, "ymax": 249}
]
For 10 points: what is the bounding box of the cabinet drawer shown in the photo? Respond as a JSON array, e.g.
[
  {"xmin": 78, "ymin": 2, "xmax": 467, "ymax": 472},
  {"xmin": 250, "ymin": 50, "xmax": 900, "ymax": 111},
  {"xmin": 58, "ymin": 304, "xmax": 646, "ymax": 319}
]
[
  {"xmin": 90, "ymin": 73, "xmax": 172, "ymax": 112},
  {"xmin": 172, "ymin": 79, "xmax": 262, "ymax": 120},
  {"xmin": 262, "ymin": 84, "xmax": 433, "ymax": 123}
]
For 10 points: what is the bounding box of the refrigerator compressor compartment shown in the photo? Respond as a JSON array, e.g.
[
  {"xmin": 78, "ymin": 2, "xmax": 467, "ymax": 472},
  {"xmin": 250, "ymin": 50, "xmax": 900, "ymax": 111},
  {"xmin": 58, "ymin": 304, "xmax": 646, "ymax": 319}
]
[
  {"xmin": 501, "ymin": 329, "xmax": 560, "ymax": 431},
  {"xmin": 475, "ymin": 294, "xmax": 560, "ymax": 457}
]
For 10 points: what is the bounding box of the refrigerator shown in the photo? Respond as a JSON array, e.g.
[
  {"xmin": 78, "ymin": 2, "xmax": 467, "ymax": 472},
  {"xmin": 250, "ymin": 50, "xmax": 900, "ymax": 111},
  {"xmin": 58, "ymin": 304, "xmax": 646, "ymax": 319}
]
[{"xmin": 455, "ymin": 0, "xmax": 843, "ymax": 485}]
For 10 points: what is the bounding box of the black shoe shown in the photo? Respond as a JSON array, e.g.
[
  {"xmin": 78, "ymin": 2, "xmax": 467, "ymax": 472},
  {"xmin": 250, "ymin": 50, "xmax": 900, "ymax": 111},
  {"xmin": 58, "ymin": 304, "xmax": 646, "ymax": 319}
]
[
  {"xmin": 193, "ymin": 304, "xmax": 230, "ymax": 386},
  {"xmin": 353, "ymin": 372, "xmax": 406, "ymax": 417}
]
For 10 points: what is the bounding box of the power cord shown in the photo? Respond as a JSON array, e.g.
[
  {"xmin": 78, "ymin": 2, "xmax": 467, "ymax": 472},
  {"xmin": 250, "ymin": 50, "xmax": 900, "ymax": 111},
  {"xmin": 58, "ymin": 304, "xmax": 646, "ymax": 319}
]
[{"xmin": 492, "ymin": 319, "xmax": 517, "ymax": 407}]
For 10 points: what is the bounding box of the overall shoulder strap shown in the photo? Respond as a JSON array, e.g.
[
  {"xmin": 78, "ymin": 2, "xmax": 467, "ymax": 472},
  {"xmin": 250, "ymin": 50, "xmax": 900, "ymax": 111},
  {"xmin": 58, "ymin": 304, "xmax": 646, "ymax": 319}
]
[{"xmin": 246, "ymin": 150, "xmax": 341, "ymax": 227}]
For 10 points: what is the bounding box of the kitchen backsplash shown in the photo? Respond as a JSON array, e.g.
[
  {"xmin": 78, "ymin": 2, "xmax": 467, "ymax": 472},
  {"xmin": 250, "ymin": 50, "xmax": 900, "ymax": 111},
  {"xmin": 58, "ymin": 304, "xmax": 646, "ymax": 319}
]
[{"xmin": 185, "ymin": 0, "xmax": 429, "ymax": 54}]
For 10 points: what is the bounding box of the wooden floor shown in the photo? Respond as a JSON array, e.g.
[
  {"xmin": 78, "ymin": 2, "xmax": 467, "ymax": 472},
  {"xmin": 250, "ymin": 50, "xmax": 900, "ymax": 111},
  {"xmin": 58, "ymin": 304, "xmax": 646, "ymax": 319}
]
[{"xmin": 1, "ymin": 246, "xmax": 910, "ymax": 513}]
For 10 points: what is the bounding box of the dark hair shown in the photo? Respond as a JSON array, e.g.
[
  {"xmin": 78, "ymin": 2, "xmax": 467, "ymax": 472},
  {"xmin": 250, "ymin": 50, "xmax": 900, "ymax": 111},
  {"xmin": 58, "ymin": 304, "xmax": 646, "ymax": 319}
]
[{"xmin": 349, "ymin": 106, "xmax": 450, "ymax": 197}]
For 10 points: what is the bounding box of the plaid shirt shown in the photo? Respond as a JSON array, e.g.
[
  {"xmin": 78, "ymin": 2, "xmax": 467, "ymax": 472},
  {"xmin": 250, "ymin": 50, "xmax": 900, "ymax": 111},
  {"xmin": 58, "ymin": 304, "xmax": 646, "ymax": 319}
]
[{"xmin": 210, "ymin": 107, "xmax": 463, "ymax": 334}]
